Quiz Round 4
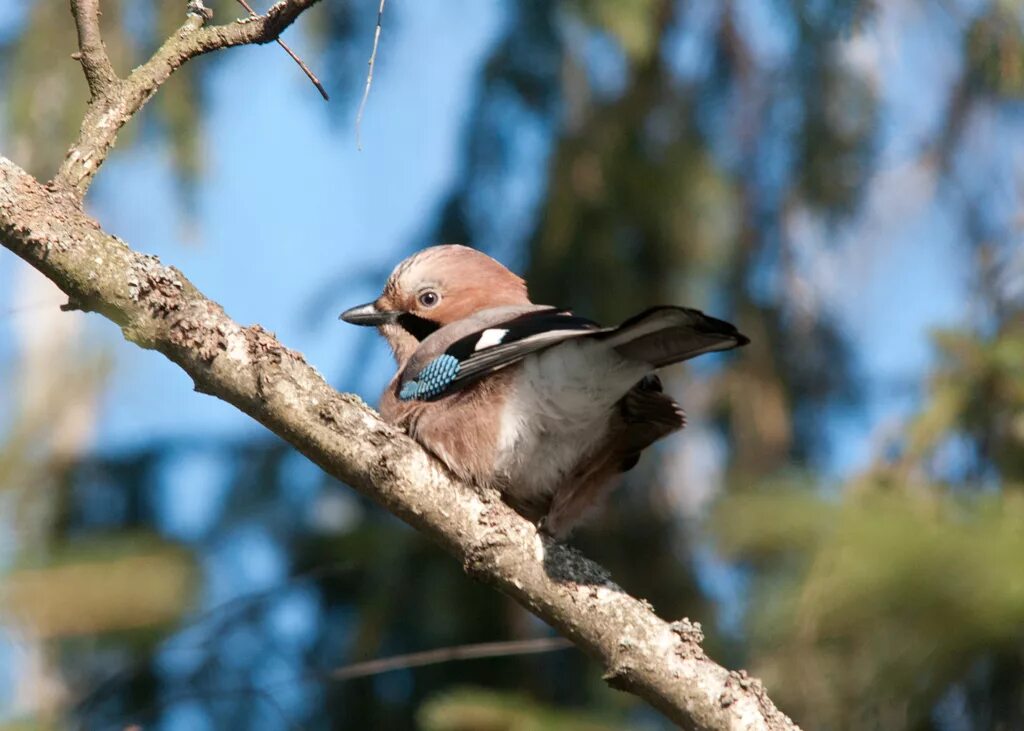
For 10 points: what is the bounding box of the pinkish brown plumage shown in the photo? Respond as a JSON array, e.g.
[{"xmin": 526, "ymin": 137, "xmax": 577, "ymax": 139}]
[
  {"xmin": 341, "ymin": 245, "xmax": 748, "ymax": 537},
  {"xmin": 368, "ymin": 246, "xmax": 529, "ymax": 363}
]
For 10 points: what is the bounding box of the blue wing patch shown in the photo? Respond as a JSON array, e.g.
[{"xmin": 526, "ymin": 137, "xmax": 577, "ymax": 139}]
[
  {"xmin": 399, "ymin": 354, "xmax": 461, "ymax": 401},
  {"xmin": 399, "ymin": 309, "xmax": 600, "ymax": 400}
]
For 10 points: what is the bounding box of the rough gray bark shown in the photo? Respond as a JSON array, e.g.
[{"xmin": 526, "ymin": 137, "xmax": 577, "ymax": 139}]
[{"xmin": 0, "ymin": 3, "xmax": 799, "ymax": 730}]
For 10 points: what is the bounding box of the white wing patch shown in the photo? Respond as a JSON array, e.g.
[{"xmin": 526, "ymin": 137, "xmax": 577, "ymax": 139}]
[{"xmin": 474, "ymin": 328, "xmax": 509, "ymax": 351}]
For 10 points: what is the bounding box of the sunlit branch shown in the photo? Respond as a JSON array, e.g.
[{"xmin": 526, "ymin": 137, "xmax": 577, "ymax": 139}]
[
  {"xmin": 69, "ymin": 0, "xmax": 118, "ymax": 98},
  {"xmin": 53, "ymin": 0, "xmax": 324, "ymax": 197}
]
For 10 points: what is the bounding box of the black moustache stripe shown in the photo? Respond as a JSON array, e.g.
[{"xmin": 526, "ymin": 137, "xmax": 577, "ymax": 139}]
[{"xmin": 396, "ymin": 313, "xmax": 441, "ymax": 340}]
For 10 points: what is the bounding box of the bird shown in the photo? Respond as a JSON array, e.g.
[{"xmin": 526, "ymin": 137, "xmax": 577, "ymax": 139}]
[{"xmin": 340, "ymin": 245, "xmax": 749, "ymax": 538}]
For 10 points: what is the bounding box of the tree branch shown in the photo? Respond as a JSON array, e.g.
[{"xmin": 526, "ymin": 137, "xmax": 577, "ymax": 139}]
[
  {"xmin": 70, "ymin": 0, "xmax": 118, "ymax": 99},
  {"xmin": 0, "ymin": 156, "xmax": 797, "ymax": 731},
  {"xmin": 235, "ymin": 0, "xmax": 329, "ymax": 100},
  {"xmin": 0, "ymin": 4, "xmax": 799, "ymax": 727},
  {"xmin": 53, "ymin": 0, "xmax": 323, "ymax": 197},
  {"xmin": 329, "ymin": 637, "xmax": 574, "ymax": 681}
]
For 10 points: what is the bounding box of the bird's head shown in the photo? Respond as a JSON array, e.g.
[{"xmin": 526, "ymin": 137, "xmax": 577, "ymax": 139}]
[{"xmin": 340, "ymin": 245, "xmax": 530, "ymax": 363}]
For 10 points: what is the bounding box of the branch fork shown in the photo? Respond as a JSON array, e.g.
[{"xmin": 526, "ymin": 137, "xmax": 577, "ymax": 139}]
[{"xmin": 55, "ymin": 0, "xmax": 325, "ymax": 198}]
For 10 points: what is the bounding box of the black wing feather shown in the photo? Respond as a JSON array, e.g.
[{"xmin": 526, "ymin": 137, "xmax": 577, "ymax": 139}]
[
  {"xmin": 403, "ymin": 305, "xmax": 747, "ymax": 401},
  {"xmin": 438, "ymin": 309, "xmax": 601, "ymax": 394}
]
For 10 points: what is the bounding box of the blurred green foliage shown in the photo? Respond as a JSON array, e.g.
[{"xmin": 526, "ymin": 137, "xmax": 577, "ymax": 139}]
[
  {"xmin": 968, "ymin": 1, "xmax": 1024, "ymax": 98},
  {"xmin": 4, "ymin": 535, "xmax": 195, "ymax": 640},
  {"xmin": 713, "ymin": 320, "xmax": 1024, "ymax": 728},
  {"xmin": 418, "ymin": 687, "xmax": 632, "ymax": 731},
  {"xmin": 906, "ymin": 322, "xmax": 1024, "ymax": 481}
]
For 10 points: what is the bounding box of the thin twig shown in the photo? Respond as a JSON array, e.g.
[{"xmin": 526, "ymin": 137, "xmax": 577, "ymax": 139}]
[
  {"xmin": 52, "ymin": 0, "xmax": 324, "ymax": 196},
  {"xmin": 69, "ymin": 0, "xmax": 118, "ymax": 98},
  {"xmin": 235, "ymin": 0, "xmax": 329, "ymax": 100},
  {"xmin": 0, "ymin": 299, "xmax": 68, "ymax": 319},
  {"xmin": 355, "ymin": 0, "xmax": 387, "ymax": 150},
  {"xmin": 330, "ymin": 637, "xmax": 574, "ymax": 681},
  {"xmin": 107, "ymin": 638, "xmax": 569, "ymax": 730}
]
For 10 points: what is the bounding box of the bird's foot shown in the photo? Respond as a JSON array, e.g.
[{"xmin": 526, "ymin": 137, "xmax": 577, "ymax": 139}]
[{"xmin": 536, "ymin": 513, "xmax": 571, "ymax": 541}]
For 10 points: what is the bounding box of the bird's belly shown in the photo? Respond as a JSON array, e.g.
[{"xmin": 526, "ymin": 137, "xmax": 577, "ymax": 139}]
[
  {"xmin": 494, "ymin": 342, "xmax": 647, "ymax": 503},
  {"xmin": 497, "ymin": 416, "xmax": 611, "ymax": 503}
]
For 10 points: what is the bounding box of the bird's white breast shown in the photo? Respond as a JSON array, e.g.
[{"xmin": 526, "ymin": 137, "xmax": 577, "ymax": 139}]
[{"xmin": 494, "ymin": 339, "xmax": 649, "ymax": 503}]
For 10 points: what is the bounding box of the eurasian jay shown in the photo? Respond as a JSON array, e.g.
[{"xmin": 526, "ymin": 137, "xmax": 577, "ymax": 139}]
[{"xmin": 341, "ymin": 245, "xmax": 748, "ymax": 537}]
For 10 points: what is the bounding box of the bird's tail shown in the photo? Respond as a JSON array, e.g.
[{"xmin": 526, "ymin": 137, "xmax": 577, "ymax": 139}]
[{"xmin": 601, "ymin": 306, "xmax": 749, "ymax": 367}]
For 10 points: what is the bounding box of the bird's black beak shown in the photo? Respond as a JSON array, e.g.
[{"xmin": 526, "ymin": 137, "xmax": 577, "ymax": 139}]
[{"xmin": 339, "ymin": 302, "xmax": 399, "ymax": 326}]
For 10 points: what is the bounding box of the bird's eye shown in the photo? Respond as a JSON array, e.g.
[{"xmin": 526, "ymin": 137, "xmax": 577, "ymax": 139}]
[{"xmin": 418, "ymin": 290, "xmax": 440, "ymax": 308}]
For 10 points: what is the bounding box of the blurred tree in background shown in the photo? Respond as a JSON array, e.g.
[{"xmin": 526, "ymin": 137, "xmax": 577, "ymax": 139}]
[{"xmin": 1, "ymin": 0, "xmax": 1023, "ymax": 729}]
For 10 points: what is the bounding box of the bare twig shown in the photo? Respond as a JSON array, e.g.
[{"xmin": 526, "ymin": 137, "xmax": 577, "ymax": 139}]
[
  {"xmin": 355, "ymin": 0, "xmax": 387, "ymax": 150},
  {"xmin": 69, "ymin": 0, "xmax": 118, "ymax": 98},
  {"xmin": 235, "ymin": 0, "xmax": 329, "ymax": 100},
  {"xmin": 53, "ymin": 0, "xmax": 325, "ymax": 197},
  {"xmin": 331, "ymin": 637, "xmax": 574, "ymax": 681},
  {"xmin": 0, "ymin": 299, "xmax": 68, "ymax": 319},
  {"xmin": 112, "ymin": 639, "xmax": 568, "ymax": 730}
]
